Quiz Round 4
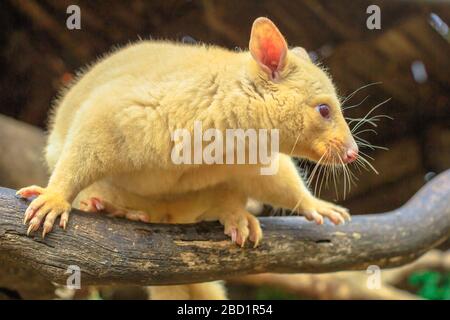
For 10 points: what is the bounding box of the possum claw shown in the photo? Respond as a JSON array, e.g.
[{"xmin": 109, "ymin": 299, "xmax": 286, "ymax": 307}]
[
  {"xmin": 18, "ymin": 185, "xmax": 71, "ymax": 237},
  {"xmin": 299, "ymin": 198, "xmax": 351, "ymax": 225},
  {"xmin": 221, "ymin": 210, "xmax": 262, "ymax": 247}
]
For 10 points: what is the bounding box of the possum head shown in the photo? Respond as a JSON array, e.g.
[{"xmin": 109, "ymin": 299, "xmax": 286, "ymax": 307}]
[{"xmin": 246, "ymin": 17, "xmax": 358, "ymax": 165}]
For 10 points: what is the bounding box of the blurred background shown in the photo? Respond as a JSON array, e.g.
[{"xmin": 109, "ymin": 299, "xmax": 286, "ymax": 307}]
[{"xmin": 0, "ymin": 0, "xmax": 449, "ymax": 299}]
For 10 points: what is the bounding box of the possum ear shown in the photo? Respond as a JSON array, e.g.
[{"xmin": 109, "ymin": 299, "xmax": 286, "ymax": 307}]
[
  {"xmin": 291, "ymin": 47, "xmax": 311, "ymax": 61},
  {"xmin": 249, "ymin": 17, "xmax": 288, "ymax": 81}
]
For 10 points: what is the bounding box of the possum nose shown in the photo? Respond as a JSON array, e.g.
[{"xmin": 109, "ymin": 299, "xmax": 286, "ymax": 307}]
[{"xmin": 344, "ymin": 148, "xmax": 358, "ymax": 164}]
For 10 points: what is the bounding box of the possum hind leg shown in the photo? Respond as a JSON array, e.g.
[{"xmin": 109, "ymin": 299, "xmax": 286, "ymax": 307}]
[
  {"xmin": 79, "ymin": 197, "xmax": 228, "ymax": 300},
  {"xmin": 79, "ymin": 197, "xmax": 151, "ymax": 223}
]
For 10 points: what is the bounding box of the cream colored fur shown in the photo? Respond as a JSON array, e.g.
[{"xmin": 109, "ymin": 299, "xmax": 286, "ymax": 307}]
[{"xmin": 17, "ymin": 18, "xmax": 357, "ymax": 300}]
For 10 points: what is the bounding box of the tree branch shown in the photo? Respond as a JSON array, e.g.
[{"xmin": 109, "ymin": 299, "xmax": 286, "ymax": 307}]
[
  {"xmin": 0, "ymin": 168, "xmax": 449, "ymax": 286},
  {"xmin": 231, "ymin": 250, "xmax": 450, "ymax": 300},
  {"xmin": 231, "ymin": 273, "xmax": 421, "ymax": 300}
]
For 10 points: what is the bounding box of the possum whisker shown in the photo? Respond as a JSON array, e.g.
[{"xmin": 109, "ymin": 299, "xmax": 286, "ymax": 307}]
[
  {"xmin": 323, "ymin": 165, "xmax": 329, "ymax": 193},
  {"xmin": 328, "ymin": 145, "xmax": 350, "ymax": 199},
  {"xmin": 354, "ymin": 156, "xmax": 369, "ymax": 171},
  {"xmin": 346, "ymin": 99, "xmax": 391, "ymax": 178},
  {"xmin": 349, "ymin": 115, "xmax": 393, "ymax": 131},
  {"xmin": 315, "ymin": 150, "xmax": 332, "ymax": 197},
  {"xmin": 354, "ymin": 134, "xmax": 388, "ymax": 151},
  {"xmin": 353, "ymin": 129, "xmax": 378, "ymax": 136},
  {"xmin": 328, "ymin": 146, "xmax": 342, "ymax": 199},
  {"xmin": 326, "ymin": 147, "xmax": 339, "ymax": 199},
  {"xmin": 341, "ymin": 82, "xmax": 382, "ymax": 105},
  {"xmin": 336, "ymin": 151, "xmax": 349, "ymax": 199},
  {"xmin": 290, "ymin": 197, "xmax": 303, "ymax": 216},
  {"xmin": 289, "ymin": 133, "xmax": 302, "ymax": 156},
  {"xmin": 300, "ymin": 160, "xmax": 311, "ymax": 178},
  {"xmin": 359, "ymin": 150, "xmax": 375, "ymax": 161},
  {"xmin": 339, "ymin": 145, "xmax": 358, "ymax": 197},
  {"xmin": 355, "ymin": 138, "xmax": 376, "ymax": 150},
  {"xmin": 324, "ymin": 155, "xmax": 332, "ymax": 189},
  {"xmin": 349, "ymin": 109, "xmax": 389, "ymax": 133},
  {"xmin": 292, "ymin": 152, "xmax": 327, "ymax": 213},
  {"xmin": 345, "ymin": 161, "xmax": 357, "ymax": 195},
  {"xmin": 355, "ymin": 141, "xmax": 375, "ymax": 151},
  {"xmin": 354, "ymin": 135, "xmax": 373, "ymax": 145},
  {"xmin": 332, "ymin": 156, "xmax": 339, "ymax": 200},
  {"xmin": 351, "ymin": 99, "xmax": 391, "ymax": 133},
  {"xmin": 313, "ymin": 159, "xmax": 324, "ymax": 196},
  {"xmin": 347, "ymin": 114, "xmax": 392, "ymax": 124},
  {"xmin": 296, "ymin": 158, "xmax": 309, "ymax": 176},
  {"xmin": 347, "ymin": 117, "xmax": 378, "ymax": 127},
  {"xmin": 356, "ymin": 152, "xmax": 379, "ymax": 175},
  {"xmin": 348, "ymin": 114, "xmax": 391, "ymax": 130},
  {"xmin": 352, "ymin": 157, "xmax": 363, "ymax": 174},
  {"xmin": 355, "ymin": 138, "xmax": 389, "ymax": 151},
  {"xmin": 342, "ymin": 95, "xmax": 370, "ymax": 111},
  {"xmin": 306, "ymin": 151, "xmax": 327, "ymax": 189},
  {"xmin": 348, "ymin": 165, "xmax": 359, "ymax": 185},
  {"xmin": 350, "ymin": 114, "xmax": 386, "ymax": 133}
]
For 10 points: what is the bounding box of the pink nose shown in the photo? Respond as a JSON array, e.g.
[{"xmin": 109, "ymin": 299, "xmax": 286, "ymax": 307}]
[{"xmin": 344, "ymin": 149, "xmax": 358, "ymax": 164}]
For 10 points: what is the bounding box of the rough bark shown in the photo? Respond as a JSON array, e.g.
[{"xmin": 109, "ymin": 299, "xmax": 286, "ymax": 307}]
[{"xmin": 0, "ymin": 169, "xmax": 449, "ymax": 286}]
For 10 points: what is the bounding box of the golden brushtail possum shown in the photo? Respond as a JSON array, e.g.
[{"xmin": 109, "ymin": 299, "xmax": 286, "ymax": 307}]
[{"xmin": 17, "ymin": 17, "xmax": 358, "ymax": 299}]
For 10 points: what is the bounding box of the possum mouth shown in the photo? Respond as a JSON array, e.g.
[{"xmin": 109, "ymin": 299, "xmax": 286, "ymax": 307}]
[
  {"xmin": 314, "ymin": 138, "xmax": 358, "ymax": 166},
  {"xmin": 307, "ymin": 139, "xmax": 350, "ymax": 166}
]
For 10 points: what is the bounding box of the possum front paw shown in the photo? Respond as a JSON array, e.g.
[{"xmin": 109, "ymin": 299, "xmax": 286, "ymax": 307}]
[
  {"xmin": 16, "ymin": 185, "xmax": 71, "ymax": 238},
  {"xmin": 220, "ymin": 210, "xmax": 262, "ymax": 248},
  {"xmin": 297, "ymin": 197, "xmax": 351, "ymax": 225}
]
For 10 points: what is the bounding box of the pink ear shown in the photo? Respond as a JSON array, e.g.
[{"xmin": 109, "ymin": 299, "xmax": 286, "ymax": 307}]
[{"xmin": 249, "ymin": 17, "xmax": 288, "ymax": 80}]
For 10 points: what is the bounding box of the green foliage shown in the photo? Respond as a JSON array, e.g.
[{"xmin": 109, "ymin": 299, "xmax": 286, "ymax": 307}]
[
  {"xmin": 409, "ymin": 271, "xmax": 450, "ymax": 300},
  {"xmin": 88, "ymin": 290, "xmax": 103, "ymax": 300},
  {"xmin": 255, "ymin": 286, "xmax": 298, "ymax": 300}
]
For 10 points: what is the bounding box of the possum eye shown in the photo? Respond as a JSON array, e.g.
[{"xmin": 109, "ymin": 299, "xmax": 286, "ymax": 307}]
[{"xmin": 316, "ymin": 104, "xmax": 330, "ymax": 119}]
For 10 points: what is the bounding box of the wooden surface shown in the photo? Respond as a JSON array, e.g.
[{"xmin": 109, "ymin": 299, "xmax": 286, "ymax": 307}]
[{"xmin": 0, "ymin": 169, "xmax": 449, "ymax": 286}]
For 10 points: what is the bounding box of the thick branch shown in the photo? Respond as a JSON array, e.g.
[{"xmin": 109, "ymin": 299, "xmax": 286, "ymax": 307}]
[{"xmin": 0, "ymin": 169, "xmax": 449, "ymax": 286}]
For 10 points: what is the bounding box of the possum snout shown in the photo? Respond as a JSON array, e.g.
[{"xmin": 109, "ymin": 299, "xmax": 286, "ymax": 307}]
[{"xmin": 343, "ymin": 138, "xmax": 359, "ymax": 164}]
